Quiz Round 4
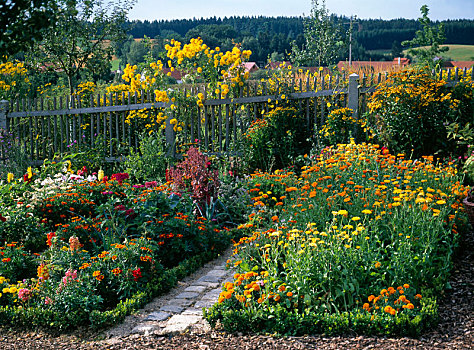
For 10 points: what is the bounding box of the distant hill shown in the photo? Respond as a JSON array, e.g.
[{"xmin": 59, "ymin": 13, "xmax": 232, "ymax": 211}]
[{"xmin": 120, "ymin": 17, "xmax": 474, "ymax": 64}]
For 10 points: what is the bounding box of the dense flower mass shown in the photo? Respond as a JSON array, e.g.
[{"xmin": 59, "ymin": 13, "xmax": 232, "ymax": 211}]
[
  {"xmin": 207, "ymin": 141, "xmax": 466, "ymax": 336},
  {"xmin": 0, "ymin": 158, "xmax": 230, "ymax": 329}
]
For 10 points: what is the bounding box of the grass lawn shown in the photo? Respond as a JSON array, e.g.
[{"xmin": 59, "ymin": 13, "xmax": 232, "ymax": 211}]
[
  {"xmin": 111, "ymin": 59, "xmax": 121, "ymax": 71},
  {"xmin": 403, "ymin": 44, "xmax": 474, "ymax": 61}
]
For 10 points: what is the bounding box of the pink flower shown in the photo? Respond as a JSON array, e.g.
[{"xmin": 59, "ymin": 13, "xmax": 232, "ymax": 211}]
[
  {"xmin": 18, "ymin": 288, "xmax": 32, "ymax": 301},
  {"xmin": 111, "ymin": 172, "xmax": 129, "ymax": 184},
  {"xmin": 145, "ymin": 181, "xmax": 158, "ymax": 188},
  {"xmin": 44, "ymin": 297, "xmax": 53, "ymax": 305}
]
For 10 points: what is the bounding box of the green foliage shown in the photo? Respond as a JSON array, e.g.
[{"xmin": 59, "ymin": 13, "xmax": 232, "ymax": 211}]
[
  {"xmin": 244, "ymin": 107, "xmax": 312, "ymax": 172},
  {"xmin": 122, "ymin": 131, "xmax": 172, "ymax": 183},
  {"xmin": 204, "ymin": 296, "xmax": 438, "ymax": 336},
  {"xmin": 28, "ymin": 0, "xmax": 135, "ymax": 93},
  {"xmin": 291, "ymin": 0, "xmax": 344, "ymax": 67},
  {"xmin": 319, "ymin": 107, "xmax": 376, "ymax": 145},
  {"xmin": 402, "ymin": 5, "xmax": 449, "ymax": 70},
  {"xmin": 368, "ymin": 66, "xmax": 474, "ymax": 157},
  {"xmin": 0, "ymin": 0, "xmax": 58, "ymax": 58}
]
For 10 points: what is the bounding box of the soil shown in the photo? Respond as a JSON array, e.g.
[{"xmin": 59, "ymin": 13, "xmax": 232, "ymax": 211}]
[{"xmin": 0, "ymin": 232, "xmax": 472, "ymax": 350}]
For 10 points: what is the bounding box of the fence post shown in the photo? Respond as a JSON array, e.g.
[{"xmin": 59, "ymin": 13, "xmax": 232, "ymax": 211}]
[
  {"xmin": 347, "ymin": 73, "xmax": 359, "ymax": 119},
  {"xmin": 165, "ymin": 115, "xmax": 176, "ymax": 157},
  {"xmin": 0, "ymin": 100, "xmax": 8, "ymax": 131}
]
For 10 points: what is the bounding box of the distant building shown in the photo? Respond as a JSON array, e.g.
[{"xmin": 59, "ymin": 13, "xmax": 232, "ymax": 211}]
[
  {"xmin": 337, "ymin": 58, "xmax": 410, "ymax": 72},
  {"xmin": 242, "ymin": 62, "xmax": 259, "ymax": 73},
  {"xmin": 162, "ymin": 68, "xmax": 184, "ymax": 82},
  {"xmin": 266, "ymin": 61, "xmax": 292, "ymax": 70},
  {"xmin": 443, "ymin": 61, "xmax": 474, "ymax": 70}
]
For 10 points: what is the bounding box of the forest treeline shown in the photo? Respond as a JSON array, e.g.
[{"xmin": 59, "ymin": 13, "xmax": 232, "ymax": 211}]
[{"xmin": 121, "ymin": 16, "xmax": 474, "ymax": 64}]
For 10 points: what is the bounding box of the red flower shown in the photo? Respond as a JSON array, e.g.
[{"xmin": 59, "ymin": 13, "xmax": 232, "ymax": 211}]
[
  {"xmin": 111, "ymin": 173, "xmax": 129, "ymax": 184},
  {"xmin": 0, "ymin": 214, "xmax": 6, "ymax": 223},
  {"xmin": 132, "ymin": 268, "xmax": 142, "ymax": 281},
  {"xmin": 46, "ymin": 232, "xmax": 56, "ymax": 247}
]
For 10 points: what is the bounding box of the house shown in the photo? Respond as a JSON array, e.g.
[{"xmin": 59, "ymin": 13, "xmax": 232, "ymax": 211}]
[
  {"xmin": 443, "ymin": 61, "xmax": 474, "ymax": 70},
  {"xmin": 337, "ymin": 57, "xmax": 410, "ymax": 72},
  {"xmin": 266, "ymin": 61, "xmax": 292, "ymax": 70},
  {"xmin": 242, "ymin": 62, "xmax": 259, "ymax": 73},
  {"xmin": 162, "ymin": 68, "xmax": 184, "ymax": 82}
]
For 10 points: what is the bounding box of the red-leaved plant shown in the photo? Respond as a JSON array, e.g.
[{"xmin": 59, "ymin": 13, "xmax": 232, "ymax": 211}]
[{"xmin": 167, "ymin": 147, "xmax": 219, "ymax": 207}]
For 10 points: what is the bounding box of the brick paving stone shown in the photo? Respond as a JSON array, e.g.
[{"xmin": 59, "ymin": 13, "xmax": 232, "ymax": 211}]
[
  {"xmin": 175, "ymin": 291, "xmax": 200, "ymax": 299},
  {"xmin": 131, "ymin": 324, "xmax": 160, "ymax": 335},
  {"xmin": 182, "ymin": 308, "xmax": 203, "ymax": 315},
  {"xmin": 184, "ymin": 285, "xmax": 207, "ymax": 293},
  {"xmin": 194, "ymin": 299, "xmax": 215, "ymax": 308},
  {"xmin": 195, "ymin": 281, "xmax": 219, "ymax": 288},
  {"xmin": 144, "ymin": 311, "xmax": 170, "ymax": 322},
  {"xmin": 208, "ymin": 269, "xmax": 227, "ymax": 277},
  {"xmin": 159, "ymin": 305, "xmax": 185, "ymax": 314},
  {"xmin": 197, "ymin": 275, "xmax": 222, "ymax": 283},
  {"xmin": 159, "ymin": 315, "xmax": 202, "ymax": 335},
  {"xmin": 168, "ymin": 298, "xmax": 193, "ymax": 307},
  {"xmin": 201, "ymin": 290, "xmax": 221, "ymax": 300}
]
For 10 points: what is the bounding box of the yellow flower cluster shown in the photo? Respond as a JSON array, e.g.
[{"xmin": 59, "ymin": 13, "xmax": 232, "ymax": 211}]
[
  {"xmin": 0, "ymin": 60, "xmax": 29, "ymax": 99},
  {"xmin": 368, "ymin": 67, "xmax": 460, "ymax": 112}
]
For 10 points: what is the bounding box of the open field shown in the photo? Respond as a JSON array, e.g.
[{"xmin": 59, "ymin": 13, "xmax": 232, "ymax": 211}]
[{"xmin": 403, "ymin": 44, "xmax": 474, "ymax": 61}]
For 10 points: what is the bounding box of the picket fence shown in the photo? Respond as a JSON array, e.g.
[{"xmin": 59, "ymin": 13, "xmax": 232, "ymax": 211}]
[{"xmin": 0, "ymin": 67, "xmax": 471, "ymax": 163}]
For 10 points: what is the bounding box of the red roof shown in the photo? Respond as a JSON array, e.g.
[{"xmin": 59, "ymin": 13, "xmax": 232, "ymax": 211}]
[
  {"xmin": 337, "ymin": 58, "xmax": 410, "ymax": 72},
  {"xmin": 242, "ymin": 62, "xmax": 259, "ymax": 72},
  {"xmin": 162, "ymin": 68, "xmax": 183, "ymax": 80},
  {"xmin": 266, "ymin": 61, "xmax": 292, "ymax": 69},
  {"xmin": 444, "ymin": 61, "xmax": 474, "ymax": 69}
]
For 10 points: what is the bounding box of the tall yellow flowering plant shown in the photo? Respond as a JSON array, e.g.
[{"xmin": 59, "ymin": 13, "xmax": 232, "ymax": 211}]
[{"xmin": 106, "ymin": 37, "xmax": 252, "ymax": 134}]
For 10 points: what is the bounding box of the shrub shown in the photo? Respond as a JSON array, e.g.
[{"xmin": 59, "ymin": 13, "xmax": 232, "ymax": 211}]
[
  {"xmin": 122, "ymin": 131, "xmax": 172, "ymax": 183},
  {"xmin": 244, "ymin": 107, "xmax": 312, "ymax": 172},
  {"xmin": 167, "ymin": 147, "xmax": 220, "ymax": 208},
  {"xmin": 368, "ymin": 66, "xmax": 474, "ymax": 158},
  {"xmin": 319, "ymin": 107, "xmax": 376, "ymax": 145}
]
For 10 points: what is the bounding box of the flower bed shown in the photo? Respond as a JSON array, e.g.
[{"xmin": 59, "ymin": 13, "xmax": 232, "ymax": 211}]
[
  {"xmin": 204, "ymin": 142, "xmax": 468, "ymax": 336},
  {"xmin": 0, "ymin": 160, "xmax": 232, "ymax": 329}
]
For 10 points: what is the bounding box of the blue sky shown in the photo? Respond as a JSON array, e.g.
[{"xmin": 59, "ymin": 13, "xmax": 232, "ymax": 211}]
[{"xmin": 128, "ymin": 0, "xmax": 474, "ymax": 21}]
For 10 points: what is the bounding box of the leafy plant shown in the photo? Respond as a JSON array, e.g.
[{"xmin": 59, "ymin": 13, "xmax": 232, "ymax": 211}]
[
  {"xmin": 244, "ymin": 107, "xmax": 312, "ymax": 172},
  {"xmin": 122, "ymin": 130, "xmax": 172, "ymax": 183},
  {"xmin": 402, "ymin": 5, "xmax": 449, "ymax": 70}
]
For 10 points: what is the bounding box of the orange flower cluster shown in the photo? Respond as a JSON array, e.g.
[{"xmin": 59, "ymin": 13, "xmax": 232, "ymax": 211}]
[{"xmin": 362, "ymin": 284, "xmax": 422, "ymax": 316}]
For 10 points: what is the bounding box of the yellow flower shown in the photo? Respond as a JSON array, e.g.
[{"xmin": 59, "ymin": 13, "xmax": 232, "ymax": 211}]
[
  {"xmin": 98, "ymin": 170, "xmax": 104, "ymax": 181},
  {"xmin": 7, "ymin": 173, "xmax": 14, "ymax": 183}
]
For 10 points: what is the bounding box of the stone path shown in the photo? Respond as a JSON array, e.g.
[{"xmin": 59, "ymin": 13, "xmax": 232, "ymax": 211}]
[{"xmin": 102, "ymin": 248, "xmax": 235, "ymax": 341}]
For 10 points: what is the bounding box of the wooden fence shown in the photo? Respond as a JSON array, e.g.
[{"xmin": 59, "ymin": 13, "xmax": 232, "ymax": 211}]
[{"xmin": 0, "ymin": 67, "xmax": 471, "ymax": 163}]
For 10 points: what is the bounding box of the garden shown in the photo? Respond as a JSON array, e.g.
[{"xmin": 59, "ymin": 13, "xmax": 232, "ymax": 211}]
[{"xmin": 1, "ymin": 18, "xmax": 474, "ymax": 339}]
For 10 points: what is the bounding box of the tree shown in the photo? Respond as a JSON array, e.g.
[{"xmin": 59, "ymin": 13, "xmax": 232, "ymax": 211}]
[
  {"xmin": 402, "ymin": 5, "xmax": 449, "ymax": 69},
  {"xmin": 29, "ymin": 0, "xmax": 135, "ymax": 94},
  {"xmin": 291, "ymin": 0, "xmax": 343, "ymax": 67},
  {"xmin": 391, "ymin": 40, "xmax": 403, "ymax": 59},
  {"xmin": 126, "ymin": 39, "xmax": 148, "ymax": 65},
  {"xmin": 0, "ymin": 0, "xmax": 58, "ymax": 58}
]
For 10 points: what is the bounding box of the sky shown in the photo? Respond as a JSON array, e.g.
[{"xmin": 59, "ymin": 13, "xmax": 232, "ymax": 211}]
[{"xmin": 128, "ymin": 0, "xmax": 474, "ymax": 21}]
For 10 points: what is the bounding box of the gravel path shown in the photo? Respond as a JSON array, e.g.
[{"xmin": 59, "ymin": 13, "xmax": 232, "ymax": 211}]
[{"xmin": 0, "ymin": 232, "xmax": 472, "ymax": 350}]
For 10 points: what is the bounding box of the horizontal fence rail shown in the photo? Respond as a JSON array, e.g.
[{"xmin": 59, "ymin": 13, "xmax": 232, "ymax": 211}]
[{"xmin": 0, "ymin": 67, "xmax": 471, "ymax": 164}]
